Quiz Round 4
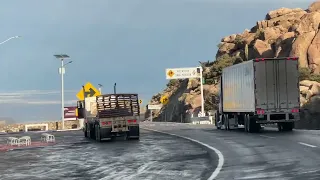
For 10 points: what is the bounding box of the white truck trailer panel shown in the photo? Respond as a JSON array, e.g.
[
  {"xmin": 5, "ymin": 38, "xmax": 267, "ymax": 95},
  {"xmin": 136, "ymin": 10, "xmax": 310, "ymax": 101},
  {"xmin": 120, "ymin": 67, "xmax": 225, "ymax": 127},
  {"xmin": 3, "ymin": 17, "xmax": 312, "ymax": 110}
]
[
  {"xmin": 254, "ymin": 58, "xmax": 300, "ymax": 112},
  {"xmin": 222, "ymin": 60, "xmax": 255, "ymax": 112}
]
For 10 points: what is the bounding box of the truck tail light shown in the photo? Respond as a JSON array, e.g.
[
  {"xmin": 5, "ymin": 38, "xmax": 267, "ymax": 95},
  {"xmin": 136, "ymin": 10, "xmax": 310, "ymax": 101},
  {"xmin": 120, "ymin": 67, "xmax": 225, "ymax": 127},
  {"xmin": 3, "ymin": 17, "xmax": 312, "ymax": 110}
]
[
  {"xmin": 291, "ymin": 108, "xmax": 299, "ymax": 113},
  {"xmin": 256, "ymin": 109, "xmax": 265, "ymax": 114},
  {"xmin": 127, "ymin": 119, "xmax": 137, "ymax": 124},
  {"xmin": 287, "ymin": 57, "xmax": 298, "ymax": 60},
  {"xmin": 101, "ymin": 121, "xmax": 112, "ymax": 126},
  {"xmin": 255, "ymin": 58, "xmax": 265, "ymax": 62}
]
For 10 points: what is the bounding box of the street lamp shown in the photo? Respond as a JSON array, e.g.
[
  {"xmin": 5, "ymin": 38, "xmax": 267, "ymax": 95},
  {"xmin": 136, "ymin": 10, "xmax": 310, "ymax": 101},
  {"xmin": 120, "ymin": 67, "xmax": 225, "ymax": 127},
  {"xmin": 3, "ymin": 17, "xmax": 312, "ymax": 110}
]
[
  {"xmin": 98, "ymin": 84, "xmax": 103, "ymax": 94},
  {"xmin": 0, "ymin": 36, "xmax": 20, "ymax": 45},
  {"xmin": 54, "ymin": 54, "xmax": 71, "ymax": 130},
  {"xmin": 114, "ymin": 83, "xmax": 117, "ymax": 94}
]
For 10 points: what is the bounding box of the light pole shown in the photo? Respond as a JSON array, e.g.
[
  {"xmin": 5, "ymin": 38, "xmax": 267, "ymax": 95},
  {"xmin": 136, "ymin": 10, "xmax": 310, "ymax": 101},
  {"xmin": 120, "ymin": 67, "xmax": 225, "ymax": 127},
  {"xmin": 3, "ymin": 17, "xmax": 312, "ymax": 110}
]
[
  {"xmin": 54, "ymin": 54, "xmax": 71, "ymax": 130},
  {"xmin": 0, "ymin": 36, "xmax": 20, "ymax": 45},
  {"xmin": 114, "ymin": 83, "xmax": 117, "ymax": 94},
  {"xmin": 98, "ymin": 84, "xmax": 103, "ymax": 94}
]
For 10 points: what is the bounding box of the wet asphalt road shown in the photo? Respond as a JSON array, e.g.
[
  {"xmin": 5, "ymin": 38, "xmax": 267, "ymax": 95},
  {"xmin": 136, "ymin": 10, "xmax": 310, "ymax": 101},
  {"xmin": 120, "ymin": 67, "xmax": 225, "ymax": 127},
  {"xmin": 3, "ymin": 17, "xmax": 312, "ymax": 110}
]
[
  {"xmin": 0, "ymin": 130, "xmax": 216, "ymax": 180},
  {"xmin": 142, "ymin": 122, "xmax": 320, "ymax": 180}
]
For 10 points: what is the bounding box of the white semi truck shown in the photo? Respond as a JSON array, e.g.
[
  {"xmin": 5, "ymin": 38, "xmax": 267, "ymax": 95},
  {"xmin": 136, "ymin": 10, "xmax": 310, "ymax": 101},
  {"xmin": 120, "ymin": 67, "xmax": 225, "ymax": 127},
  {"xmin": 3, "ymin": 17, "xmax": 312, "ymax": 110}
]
[
  {"xmin": 215, "ymin": 57, "xmax": 300, "ymax": 132},
  {"xmin": 77, "ymin": 93, "xmax": 140, "ymax": 141}
]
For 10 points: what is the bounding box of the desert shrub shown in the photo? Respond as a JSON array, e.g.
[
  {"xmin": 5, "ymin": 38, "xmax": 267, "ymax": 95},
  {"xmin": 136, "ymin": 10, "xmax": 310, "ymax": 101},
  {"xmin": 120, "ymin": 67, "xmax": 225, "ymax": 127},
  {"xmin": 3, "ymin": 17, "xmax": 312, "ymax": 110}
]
[
  {"xmin": 254, "ymin": 29, "xmax": 264, "ymax": 39},
  {"xmin": 299, "ymin": 67, "xmax": 320, "ymax": 82}
]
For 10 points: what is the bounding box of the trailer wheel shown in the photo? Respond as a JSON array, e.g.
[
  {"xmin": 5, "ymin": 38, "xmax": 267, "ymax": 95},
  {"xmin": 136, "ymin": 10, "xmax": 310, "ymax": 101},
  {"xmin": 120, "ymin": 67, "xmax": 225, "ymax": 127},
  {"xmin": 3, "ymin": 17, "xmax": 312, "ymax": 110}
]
[
  {"xmin": 215, "ymin": 113, "xmax": 221, "ymax": 129},
  {"xmin": 244, "ymin": 115, "xmax": 249, "ymax": 132},
  {"xmin": 223, "ymin": 115, "xmax": 228, "ymax": 130}
]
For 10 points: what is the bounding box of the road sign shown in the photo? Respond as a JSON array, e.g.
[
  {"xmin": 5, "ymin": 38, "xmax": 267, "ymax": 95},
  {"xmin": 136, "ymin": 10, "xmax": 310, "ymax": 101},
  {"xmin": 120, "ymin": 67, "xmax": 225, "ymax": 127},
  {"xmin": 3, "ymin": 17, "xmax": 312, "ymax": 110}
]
[
  {"xmin": 165, "ymin": 67, "xmax": 201, "ymax": 79},
  {"xmin": 139, "ymin": 99, "xmax": 143, "ymax": 104},
  {"xmin": 76, "ymin": 82, "xmax": 101, "ymax": 100},
  {"xmin": 64, "ymin": 106, "xmax": 77, "ymax": 120},
  {"xmin": 148, "ymin": 104, "xmax": 162, "ymax": 110},
  {"xmin": 160, "ymin": 95, "xmax": 169, "ymax": 105}
]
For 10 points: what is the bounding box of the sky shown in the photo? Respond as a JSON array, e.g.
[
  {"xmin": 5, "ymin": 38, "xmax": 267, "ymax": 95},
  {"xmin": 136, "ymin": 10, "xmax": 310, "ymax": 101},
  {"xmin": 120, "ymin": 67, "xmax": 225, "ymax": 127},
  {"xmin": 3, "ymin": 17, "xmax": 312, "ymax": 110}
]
[{"xmin": 0, "ymin": 0, "xmax": 314, "ymax": 122}]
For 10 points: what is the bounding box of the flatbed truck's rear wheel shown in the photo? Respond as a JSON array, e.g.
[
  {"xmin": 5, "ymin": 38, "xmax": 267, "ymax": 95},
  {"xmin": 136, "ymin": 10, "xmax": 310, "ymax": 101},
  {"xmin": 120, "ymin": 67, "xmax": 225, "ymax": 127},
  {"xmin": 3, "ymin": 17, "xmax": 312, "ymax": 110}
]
[
  {"xmin": 95, "ymin": 125, "xmax": 102, "ymax": 142},
  {"xmin": 84, "ymin": 124, "xmax": 88, "ymax": 138}
]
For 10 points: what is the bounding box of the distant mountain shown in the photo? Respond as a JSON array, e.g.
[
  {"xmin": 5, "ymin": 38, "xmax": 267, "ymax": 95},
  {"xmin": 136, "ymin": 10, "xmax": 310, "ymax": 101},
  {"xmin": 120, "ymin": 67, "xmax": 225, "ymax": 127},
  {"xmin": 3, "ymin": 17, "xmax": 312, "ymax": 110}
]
[{"xmin": 0, "ymin": 117, "xmax": 16, "ymax": 125}]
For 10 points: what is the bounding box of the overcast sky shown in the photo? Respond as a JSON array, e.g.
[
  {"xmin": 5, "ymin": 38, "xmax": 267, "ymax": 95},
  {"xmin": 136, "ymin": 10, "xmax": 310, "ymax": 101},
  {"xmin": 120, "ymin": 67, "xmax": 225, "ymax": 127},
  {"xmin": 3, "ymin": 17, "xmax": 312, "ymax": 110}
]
[{"xmin": 0, "ymin": 0, "xmax": 314, "ymax": 122}]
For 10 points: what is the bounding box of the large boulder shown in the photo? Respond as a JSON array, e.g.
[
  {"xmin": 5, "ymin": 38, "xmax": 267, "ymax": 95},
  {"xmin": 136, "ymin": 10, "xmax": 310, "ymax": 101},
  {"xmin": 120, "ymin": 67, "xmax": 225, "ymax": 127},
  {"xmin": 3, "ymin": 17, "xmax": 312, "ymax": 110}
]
[
  {"xmin": 253, "ymin": 40, "xmax": 274, "ymax": 57},
  {"xmin": 308, "ymin": 1, "xmax": 320, "ymax": 12},
  {"xmin": 290, "ymin": 31, "xmax": 316, "ymax": 68},
  {"xmin": 307, "ymin": 31, "xmax": 320, "ymax": 73},
  {"xmin": 266, "ymin": 8, "xmax": 305, "ymax": 19}
]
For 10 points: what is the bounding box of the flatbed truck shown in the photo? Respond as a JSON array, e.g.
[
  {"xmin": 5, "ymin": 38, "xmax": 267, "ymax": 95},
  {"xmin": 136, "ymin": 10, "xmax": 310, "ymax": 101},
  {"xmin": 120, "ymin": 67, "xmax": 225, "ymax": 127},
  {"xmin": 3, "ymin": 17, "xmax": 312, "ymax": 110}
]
[
  {"xmin": 77, "ymin": 93, "xmax": 140, "ymax": 141},
  {"xmin": 215, "ymin": 57, "xmax": 300, "ymax": 132}
]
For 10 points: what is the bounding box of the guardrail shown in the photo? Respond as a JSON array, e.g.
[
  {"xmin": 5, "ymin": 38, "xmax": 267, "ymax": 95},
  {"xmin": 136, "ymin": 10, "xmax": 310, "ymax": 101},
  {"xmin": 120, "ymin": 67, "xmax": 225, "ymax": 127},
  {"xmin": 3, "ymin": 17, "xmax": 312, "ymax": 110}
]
[{"xmin": 190, "ymin": 116, "xmax": 214, "ymax": 124}]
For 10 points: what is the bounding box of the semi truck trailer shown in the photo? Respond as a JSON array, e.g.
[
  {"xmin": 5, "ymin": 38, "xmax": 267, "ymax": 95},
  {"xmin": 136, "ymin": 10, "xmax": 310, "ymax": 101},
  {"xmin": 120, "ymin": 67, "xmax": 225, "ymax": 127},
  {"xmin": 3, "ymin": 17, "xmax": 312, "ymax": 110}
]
[
  {"xmin": 77, "ymin": 93, "xmax": 140, "ymax": 141},
  {"xmin": 215, "ymin": 57, "xmax": 300, "ymax": 132}
]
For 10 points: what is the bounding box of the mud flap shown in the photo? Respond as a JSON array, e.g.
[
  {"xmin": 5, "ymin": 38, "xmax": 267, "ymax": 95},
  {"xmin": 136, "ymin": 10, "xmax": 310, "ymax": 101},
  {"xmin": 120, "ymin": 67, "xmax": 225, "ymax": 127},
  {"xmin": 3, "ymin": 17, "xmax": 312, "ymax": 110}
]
[
  {"xmin": 100, "ymin": 127, "xmax": 112, "ymax": 140},
  {"xmin": 128, "ymin": 126, "xmax": 140, "ymax": 139}
]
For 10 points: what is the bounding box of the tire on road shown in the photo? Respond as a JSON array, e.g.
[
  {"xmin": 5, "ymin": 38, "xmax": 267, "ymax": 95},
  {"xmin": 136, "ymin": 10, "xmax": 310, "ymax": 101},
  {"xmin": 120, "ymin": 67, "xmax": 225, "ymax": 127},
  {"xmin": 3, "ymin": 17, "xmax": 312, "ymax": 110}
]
[
  {"xmin": 248, "ymin": 116, "xmax": 260, "ymax": 133},
  {"xmin": 84, "ymin": 124, "xmax": 88, "ymax": 138},
  {"xmin": 95, "ymin": 124, "xmax": 102, "ymax": 142}
]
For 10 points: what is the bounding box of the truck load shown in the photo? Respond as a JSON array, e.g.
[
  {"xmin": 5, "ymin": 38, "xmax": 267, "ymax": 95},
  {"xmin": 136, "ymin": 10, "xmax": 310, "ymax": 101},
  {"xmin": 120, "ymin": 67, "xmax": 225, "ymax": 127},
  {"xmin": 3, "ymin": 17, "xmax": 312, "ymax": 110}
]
[
  {"xmin": 215, "ymin": 57, "xmax": 300, "ymax": 132},
  {"xmin": 77, "ymin": 93, "xmax": 140, "ymax": 141}
]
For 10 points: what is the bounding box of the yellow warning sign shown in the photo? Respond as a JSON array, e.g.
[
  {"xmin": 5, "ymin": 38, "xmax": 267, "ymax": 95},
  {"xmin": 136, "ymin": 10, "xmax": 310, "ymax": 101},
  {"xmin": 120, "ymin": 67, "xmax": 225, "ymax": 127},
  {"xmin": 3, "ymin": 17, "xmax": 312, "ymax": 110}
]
[
  {"xmin": 167, "ymin": 70, "xmax": 174, "ymax": 78},
  {"xmin": 160, "ymin": 95, "xmax": 169, "ymax": 105}
]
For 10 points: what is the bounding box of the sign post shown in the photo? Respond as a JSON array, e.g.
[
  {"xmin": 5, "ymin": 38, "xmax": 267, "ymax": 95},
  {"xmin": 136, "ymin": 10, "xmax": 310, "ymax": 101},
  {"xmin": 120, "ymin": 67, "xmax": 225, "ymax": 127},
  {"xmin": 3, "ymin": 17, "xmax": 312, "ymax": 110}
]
[
  {"xmin": 147, "ymin": 104, "xmax": 163, "ymax": 122},
  {"xmin": 165, "ymin": 66, "xmax": 205, "ymax": 116}
]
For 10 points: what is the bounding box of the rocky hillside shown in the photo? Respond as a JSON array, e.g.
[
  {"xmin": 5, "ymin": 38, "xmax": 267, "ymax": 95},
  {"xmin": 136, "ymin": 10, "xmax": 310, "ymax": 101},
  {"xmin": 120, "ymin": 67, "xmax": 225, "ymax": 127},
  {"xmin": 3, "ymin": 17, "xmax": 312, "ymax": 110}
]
[{"xmin": 148, "ymin": 1, "xmax": 320, "ymax": 129}]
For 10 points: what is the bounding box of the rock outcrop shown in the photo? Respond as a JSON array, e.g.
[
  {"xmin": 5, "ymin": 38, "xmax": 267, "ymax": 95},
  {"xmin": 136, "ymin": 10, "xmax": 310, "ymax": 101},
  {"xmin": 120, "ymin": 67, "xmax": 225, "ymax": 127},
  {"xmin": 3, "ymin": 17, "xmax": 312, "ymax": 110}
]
[
  {"xmin": 218, "ymin": 2, "xmax": 320, "ymax": 73},
  {"xmin": 149, "ymin": 2, "xmax": 320, "ymax": 129}
]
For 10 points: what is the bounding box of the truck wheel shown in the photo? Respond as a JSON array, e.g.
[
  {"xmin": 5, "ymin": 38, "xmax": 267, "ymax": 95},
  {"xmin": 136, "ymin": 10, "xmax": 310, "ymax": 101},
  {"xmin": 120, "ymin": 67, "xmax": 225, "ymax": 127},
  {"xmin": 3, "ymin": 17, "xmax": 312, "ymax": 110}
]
[
  {"xmin": 84, "ymin": 124, "xmax": 88, "ymax": 138},
  {"xmin": 95, "ymin": 125, "xmax": 102, "ymax": 142},
  {"xmin": 90, "ymin": 124, "xmax": 96, "ymax": 139},
  {"xmin": 277, "ymin": 123, "xmax": 283, "ymax": 132}
]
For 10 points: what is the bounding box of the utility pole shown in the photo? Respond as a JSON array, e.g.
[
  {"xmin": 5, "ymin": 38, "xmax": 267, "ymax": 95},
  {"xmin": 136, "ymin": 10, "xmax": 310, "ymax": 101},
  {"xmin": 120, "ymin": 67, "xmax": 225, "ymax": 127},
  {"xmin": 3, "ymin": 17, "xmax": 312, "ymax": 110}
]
[{"xmin": 54, "ymin": 54, "xmax": 71, "ymax": 130}]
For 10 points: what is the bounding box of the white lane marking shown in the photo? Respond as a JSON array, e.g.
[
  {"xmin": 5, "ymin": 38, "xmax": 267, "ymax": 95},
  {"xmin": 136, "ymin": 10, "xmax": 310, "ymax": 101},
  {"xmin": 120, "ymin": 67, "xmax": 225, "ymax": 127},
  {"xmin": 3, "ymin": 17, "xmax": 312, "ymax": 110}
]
[
  {"xmin": 259, "ymin": 135, "xmax": 275, "ymax": 139},
  {"xmin": 142, "ymin": 127, "xmax": 224, "ymax": 180},
  {"xmin": 298, "ymin": 142, "xmax": 317, "ymax": 148}
]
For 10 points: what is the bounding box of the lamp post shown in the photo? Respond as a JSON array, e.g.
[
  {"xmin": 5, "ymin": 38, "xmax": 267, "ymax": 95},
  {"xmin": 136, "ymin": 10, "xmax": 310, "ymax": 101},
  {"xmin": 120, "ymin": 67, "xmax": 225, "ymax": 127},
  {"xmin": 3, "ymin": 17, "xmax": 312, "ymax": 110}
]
[
  {"xmin": 54, "ymin": 54, "xmax": 71, "ymax": 130},
  {"xmin": 98, "ymin": 84, "xmax": 103, "ymax": 94},
  {"xmin": 114, "ymin": 83, "xmax": 117, "ymax": 94},
  {"xmin": 0, "ymin": 36, "xmax": 20, "ymax": 45}
]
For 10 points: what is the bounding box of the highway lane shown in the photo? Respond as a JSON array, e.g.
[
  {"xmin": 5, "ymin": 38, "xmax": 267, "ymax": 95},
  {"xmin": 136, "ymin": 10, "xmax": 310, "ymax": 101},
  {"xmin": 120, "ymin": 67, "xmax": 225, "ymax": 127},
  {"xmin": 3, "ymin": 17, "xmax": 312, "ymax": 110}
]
[
  {"xmin": 0, "ymin": 130, "xmax": 216, "ymax": 180},
  {"xmin": 141, "ymin": 122, "xmax": 320, "ymax": 180}
]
